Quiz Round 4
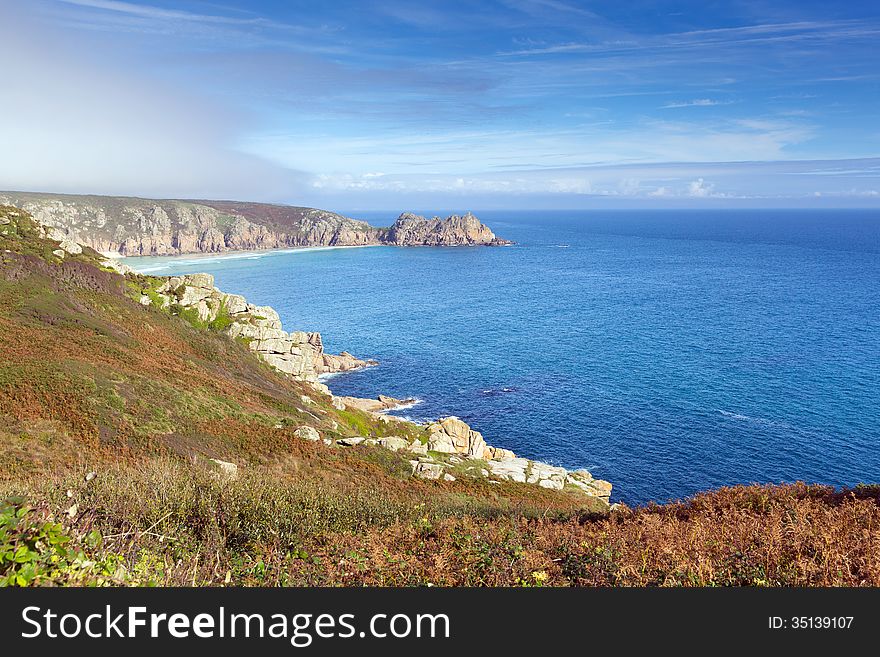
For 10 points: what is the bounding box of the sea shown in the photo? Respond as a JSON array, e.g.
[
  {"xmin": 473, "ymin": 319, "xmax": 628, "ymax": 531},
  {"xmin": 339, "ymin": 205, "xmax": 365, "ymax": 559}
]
[{"xmin": 124, "ymin": 210, "xmax": 880, "ymax": 505}]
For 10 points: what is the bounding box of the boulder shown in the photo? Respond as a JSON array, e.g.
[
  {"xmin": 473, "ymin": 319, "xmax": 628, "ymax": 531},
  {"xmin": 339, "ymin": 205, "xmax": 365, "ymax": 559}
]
[
  {"xmin": 413, "ymin": 462, "xmax": 445, "ymax": 480},
  {"xmin": 294, "ymin": 426, "xmax": 320, "ymax": 442},
  {"xmin": 247, "ymin": 304, "xmax": 282, "ymax": 328},
  {"xmin": 182, "ymin": 273, "xmax": 214, "ymax": 289},
  {"xmin": 376, "ymin": 437, "xmax": 410, "ymax": 452},
  {"xmin": 564, "ymin": 471, "xmax": 613, "ymax": 500},
  {"xmin": 527, "ymin": 462, "xmax": 567, "ymax": 488},
  {"xmin": 102, "ymin": 259, "xmax": 134, "ymax": 275},
  {"xmin": 337, "ymin": 437, "xmax": 366, "ymax": 446},
  {"xmin": 588, "ymin": 479, "xmax": 613, "ymax": 499},
  {"xmin": 485, "ymin": 446, "xmax": 516, "ymax": 461},
  {"xmin": 426, "ymin": 417, "xmax": 488, "ymax": 458},
  {"xmin": 179, "ymin": 285, "xmax": 212, "ymax": 307},
  {"xmin": 209, "ymin": 458, "xmax": 238, "ymax": 479},
  {"xmin": 193, "ymin": 299, "xmax": 214, "ymax": 322},
  {"xmin": 427, "ymin": 431, "xmax": 456, "ymax": 454},
  {"xmin": 227, "ymin": 323, "xmax": 288, "ymax": 341},
  {"xmin": 407, "ymin": 439, "xmax": 428, "ymax": 455},
  {"xmin": 260, "ymin": 353, "xmax": 311, "ymax": 376},
  {"xmin": 223, "ymin": 294, "xmax": 248, "ymax": 314},
  {"xmin": 249, "ymin": 337, "xmax": 294, "ymax": 354},
  {"xmin": 320, "ymin": 351, "xmax": 377, "ymax": 374},
  {"xmin": 486, "ymin": 457, "xmax": 529, "ymax": 483}
]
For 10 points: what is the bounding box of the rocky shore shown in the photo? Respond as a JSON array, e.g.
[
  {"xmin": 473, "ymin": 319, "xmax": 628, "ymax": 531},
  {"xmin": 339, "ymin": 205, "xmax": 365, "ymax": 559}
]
[
  {"xmin": 117, "ymin": 262, "xmax": 613, "ymax": 504},
  {"xmin": 123, "ymin": 271, "xmax": 376, "ymax": 387},
  {"xmin": 0, "ymin": 191, "xmax": 512, "ymax": 256},
  {"xmin": 33, "ymin": 213, "xmax": 610, "ymax": 505}
]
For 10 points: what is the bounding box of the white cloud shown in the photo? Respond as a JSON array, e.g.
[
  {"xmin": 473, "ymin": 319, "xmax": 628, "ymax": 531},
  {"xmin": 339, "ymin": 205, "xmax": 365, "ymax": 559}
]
[
  {"xmin": 300, "ymin": 159, "xmax": 880, "ymax": 205},
  {"xmin": 687, "ymin": 178, "xmax": 715, "ymax": 197},
  {"xmin": 0, "ymin": 5, "xmax": 300, "ymax": 200},
  {"xmin": 661, "ymin": 99, "xmax": 731, "ymax": 109},
  {"xmin": 54, "ymin": 0, "xmax": 300, "ymax": 30}
]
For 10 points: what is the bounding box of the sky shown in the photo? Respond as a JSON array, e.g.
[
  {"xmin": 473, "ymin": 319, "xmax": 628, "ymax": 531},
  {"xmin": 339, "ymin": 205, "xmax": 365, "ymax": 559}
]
[{"xmin": 1, "ymin": 0, "xmax": 879, "ymax": 210}]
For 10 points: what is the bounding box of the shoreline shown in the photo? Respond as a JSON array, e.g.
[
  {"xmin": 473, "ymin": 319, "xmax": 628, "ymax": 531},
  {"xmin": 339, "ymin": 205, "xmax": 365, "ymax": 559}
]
[
  {"xmin": 119, "ymin": 261, "xmax": 613, "ymax": 504},
  {"xmin": 121, "ymin": 244, "xmax": 384, "ymax": 273}
]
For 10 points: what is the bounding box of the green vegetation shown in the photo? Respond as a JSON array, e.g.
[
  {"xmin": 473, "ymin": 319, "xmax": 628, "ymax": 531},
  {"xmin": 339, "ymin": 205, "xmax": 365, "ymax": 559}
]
[
  {"xmin": 3, "ymin": 478, "xmax": 879, "ymax": 586},
  {"xmin": 2, "ymin": 204, "xmax": 879, "ymax": 587},
  {"xmin": 0, "ymin": 498, "xmax": 143, "ymax": 587},
  {"xmin": 207, "ymin": 299, "xmax": 234, "ymax": 331}
]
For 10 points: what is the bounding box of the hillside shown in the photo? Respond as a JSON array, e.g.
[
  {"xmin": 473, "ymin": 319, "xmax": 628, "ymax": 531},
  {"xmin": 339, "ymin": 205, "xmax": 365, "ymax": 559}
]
[
  {"xmin": 1, "ymin": 204, "xmax": 879, "ymax": 587},
  {"xmin": 0, "ymin": 191, "xmax": 511, "ymax": 256}
]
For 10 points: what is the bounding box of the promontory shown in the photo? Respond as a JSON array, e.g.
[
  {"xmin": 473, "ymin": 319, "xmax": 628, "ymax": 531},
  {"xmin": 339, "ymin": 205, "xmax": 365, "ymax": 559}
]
[{"xmin": 0, "ymin": 191, "xmax": 512, "ymax": 256}]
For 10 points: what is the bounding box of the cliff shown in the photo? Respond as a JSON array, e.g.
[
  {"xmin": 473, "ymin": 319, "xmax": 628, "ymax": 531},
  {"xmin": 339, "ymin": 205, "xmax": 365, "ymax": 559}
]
[
  {"xmin": 382, "ymin": 211, "xmax": 512, "ymax": 246},
  {"xmin": 0, "ymin": 204, "xmax": 608, "ymax": 502},
  {"xmin": 0, "ymin": 191, "xmax": 511, "ymax": 256},
  {"xmin": 131, "ymin": 271, "xmax": 376, "ymax": 385},
  {"xmin": 2, "ymin": 203, "xmax": 879, "ymax": 588},
  {"xmin": 127, "ymin": 266, "xmax": 610, "ymax": 498}
]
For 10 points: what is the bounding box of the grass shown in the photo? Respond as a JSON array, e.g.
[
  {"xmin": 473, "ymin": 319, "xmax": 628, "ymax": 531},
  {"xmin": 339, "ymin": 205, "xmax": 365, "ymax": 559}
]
[
  {"xmin": 3, "ymin": 473, "xmax": 878, "ymax": 586},
  {"xmin": 2, "ymin": 204, "xmax": 878, "ymax": 587}
]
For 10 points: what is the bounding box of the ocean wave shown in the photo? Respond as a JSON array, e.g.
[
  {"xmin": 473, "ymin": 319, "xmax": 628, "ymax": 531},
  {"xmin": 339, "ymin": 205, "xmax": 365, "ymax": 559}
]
[
  {"xmin": 717, "ymin": 409, "xmax": 791, "ymax": 429},
  {"xmin": 384, "ymin": 398, "xmax": 425, "ymax": 413},
  {"xmin": 392, "ymin": 414, "xmax": 429, "ymax": 424},
  {"xmin": 480, "ymin": 387, "xmax": 518, "ymax": 396},
  {"xmin": 123, "ymin": 244, "xmax": 380, "ymax": 273}
]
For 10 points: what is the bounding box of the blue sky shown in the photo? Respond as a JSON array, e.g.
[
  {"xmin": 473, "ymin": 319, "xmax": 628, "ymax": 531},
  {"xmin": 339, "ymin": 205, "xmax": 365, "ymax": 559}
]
[{"xmin": 1, "ymin": 0, "xmax": 879, "ymax": 209}]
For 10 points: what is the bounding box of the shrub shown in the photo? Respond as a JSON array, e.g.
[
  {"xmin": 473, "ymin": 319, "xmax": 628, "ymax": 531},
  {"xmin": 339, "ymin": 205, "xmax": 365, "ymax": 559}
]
[{"xmin": 0, "ymin": 498, "xmax": 137, "ymax": 587}]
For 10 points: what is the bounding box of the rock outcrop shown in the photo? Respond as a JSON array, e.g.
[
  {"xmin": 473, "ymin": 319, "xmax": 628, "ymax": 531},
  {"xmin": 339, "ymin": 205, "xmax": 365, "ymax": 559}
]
[
  {"xmin": 333, "ymin": 395, "xmax": 417, "ymax": 413},
  {"xmin": 52, "ymin": 221, "xmax": 605, "ymax": 503},
  {"xmin": 320, "ymin": 409, "xmax": 612, "ymax": 503},
  {"xmin": 136, "ymin": 273, "xmax": 374, "ymax": 386},
  {"xmin": 0, "ymin": 192, "xmax": 511, "ymax": 256},
  {"xmin": 383, "ymin": 212, "xmax": 512, "ymax": 246},
  {"xmin": 138, "ymin": 272, "xmax": 613, "ymax": 504},
  {"xmin": 418, "ymin": 416, "xmax": 611, "ymax": 499}
]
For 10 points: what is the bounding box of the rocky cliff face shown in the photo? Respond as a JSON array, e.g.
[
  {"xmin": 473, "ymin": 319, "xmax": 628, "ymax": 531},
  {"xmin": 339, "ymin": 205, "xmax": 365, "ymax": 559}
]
[
  {"xmin": 129, "ymin": 270, "xmax": 610, "ymax": 502},
  {"xmin": 384, "ymin": 211, "xmax": 511, "ymax": 246},
  {"xmin": 3, "ymin": 204, "xmax": 607, "ymax": 504},
  {"xmin": 0, "ymin": 192, "xmax": 510, "ymax": 255},
  {"xmin": 132, "ymin": 272, "xmax": 375, "ymax": 388}
]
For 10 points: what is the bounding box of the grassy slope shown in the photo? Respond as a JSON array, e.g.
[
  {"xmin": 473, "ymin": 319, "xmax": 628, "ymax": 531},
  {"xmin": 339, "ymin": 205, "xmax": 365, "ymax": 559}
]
[{"xmin": 1, "ymin": 205, "xmax": 879, "ymax": 587}]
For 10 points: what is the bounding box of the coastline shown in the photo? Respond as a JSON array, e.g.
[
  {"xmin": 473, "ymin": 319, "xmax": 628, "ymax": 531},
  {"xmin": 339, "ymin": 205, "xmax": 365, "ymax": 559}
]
[
  {"xmin": 124, "ymin": 264, "xmax": 614, "ymax": 504},
  {"xmin": 122, "ymin": 243, "xmax": 384, "ymax": 274}
]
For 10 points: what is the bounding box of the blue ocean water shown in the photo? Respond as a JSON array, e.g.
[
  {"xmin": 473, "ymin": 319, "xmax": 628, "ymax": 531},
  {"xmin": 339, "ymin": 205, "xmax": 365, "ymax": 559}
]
[{"xmin": 125, "ymin": 210, "xmax": 880, "ymax": 505}]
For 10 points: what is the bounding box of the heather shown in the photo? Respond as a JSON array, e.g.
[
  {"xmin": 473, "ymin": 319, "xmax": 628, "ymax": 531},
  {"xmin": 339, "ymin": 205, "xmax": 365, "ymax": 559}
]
[{"xmin": 2, "ymin": 205, "xmax": 878, "ymax": 587}]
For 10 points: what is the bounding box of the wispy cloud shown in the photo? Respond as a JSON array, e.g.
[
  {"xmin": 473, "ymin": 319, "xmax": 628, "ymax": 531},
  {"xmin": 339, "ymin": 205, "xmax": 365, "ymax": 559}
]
[
  {"xmin": 301, "ymin": 158, "xmax": 880, "ymax": 206},
  {"xmin": 661, "ymin": 99, "xmax": 732, "ymax": 109},
  {"xmin": 498, "ymin": 19, "xmax": 880, "ymax": 57},
  {"xmin": 4, "ymin": 2, "xmax": 878, "ymax": 208},
  {"xmin": 56, "ymin": 0, "xmax": 276, "ymax": 26},
  {"xmin": 51, "ymin": 0, "xmax": 341, "ymax": 45}
]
